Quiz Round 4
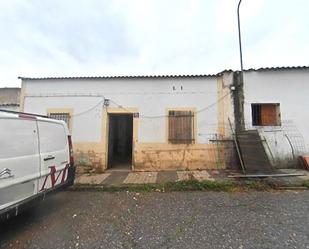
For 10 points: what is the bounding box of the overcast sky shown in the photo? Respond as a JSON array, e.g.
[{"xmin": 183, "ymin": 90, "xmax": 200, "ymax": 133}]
[{"xmin": 0, "ymin": 0, "xmax": 308, "ymax": 87}]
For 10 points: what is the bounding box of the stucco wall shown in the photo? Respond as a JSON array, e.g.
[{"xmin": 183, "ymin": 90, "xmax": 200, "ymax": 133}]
[
  {"xmin": 0, "ymin": 105, "xmax": 19, "ymax": 111},
  {"xmin": 243, "ymin": 69, "xmax": 309, "ymax": 167},
  {"xmin": 134, "ymin": 143, "xmax": 234, "ymax": 171},
  {"xmin": 22, "ymin": 74, "xmax": 235, "ymax": 171},
  {"xmin": 0, "ymin": 87, "xmax": 20, "ymax": 105},
  {"xmin": 0, "ymin": 88, "xmax": 20, "ymax": 111}
]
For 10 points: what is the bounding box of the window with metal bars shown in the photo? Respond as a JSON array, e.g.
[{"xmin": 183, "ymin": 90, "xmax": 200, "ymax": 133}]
[
  {"xmin": 168, "ymin": 110, "xmax": 194, "ymax": 144},
  {"xmin": 251, "ymin": 103, "xmax": 281, "ymax": 126},
  {"xmin": 49, "ymin": 113, "xmax": 70, "ymax": 128}
]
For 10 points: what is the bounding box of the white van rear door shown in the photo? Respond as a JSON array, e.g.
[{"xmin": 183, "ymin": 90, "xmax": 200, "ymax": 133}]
[
  {"xmin": 0, "ymin": 117, "xmax": 40, "ymax": 210},
  {"xmin": 37, "ymin": 121, "xmax": 69, "ymax": 191}
]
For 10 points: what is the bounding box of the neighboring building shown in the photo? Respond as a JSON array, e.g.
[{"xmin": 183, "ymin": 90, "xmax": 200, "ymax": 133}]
[
  {"xmin": 0, "ymin": 87, "xmax": 20, "ymax": 111},
  {"xmin": 19, "ymin": 66, "xmax": 309, "ymax": 172},
  {"xmin": 242, "ymin": 67, "xmax": 309, "ymax": 168}
]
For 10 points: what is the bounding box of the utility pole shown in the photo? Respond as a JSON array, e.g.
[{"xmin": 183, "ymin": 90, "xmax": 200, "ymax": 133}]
[
  {"xmin": 237, "ymin": 0, "xmax": 244, "ymax": 73},
  {"xmin": 231, "ymin": 0, "xmax": 246, "ymax": 174},
  {"xmin": 233, "ymin": 0, "xmax": 245, "ymax": 133}
]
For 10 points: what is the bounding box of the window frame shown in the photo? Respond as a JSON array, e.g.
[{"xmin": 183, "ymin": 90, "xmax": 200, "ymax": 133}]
[
  {"xmin": 47, "ymin": 108, "xmax": 73, "ymax": 131},
  {"xmin": 166, "ymin": 108, "xmax": 196, "ymax": 144},
  {"xmin": 251, "ymin": 103, "xmax": 281, "ymax": 126}
]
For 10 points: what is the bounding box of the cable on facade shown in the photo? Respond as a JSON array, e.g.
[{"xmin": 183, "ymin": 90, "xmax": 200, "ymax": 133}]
[
  {"xmin": 67, "ymin": 92, "xmax": 230, "ymax": 119},
  {"xmin": 70, "ymin": 97, "xmax": 105, "ymax": 117},
  {"xmin": 109, "ymin": 92, "xmax": 230, "ymax": 118},
  {"xmin": 196, "ymin": 93, "xmax": 230, "ymax": 114}
]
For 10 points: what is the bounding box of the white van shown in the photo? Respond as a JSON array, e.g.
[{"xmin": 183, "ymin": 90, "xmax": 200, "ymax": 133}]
[{"xmin": 0, "ymin": 110, "xmax": 75, "ymax": 220}]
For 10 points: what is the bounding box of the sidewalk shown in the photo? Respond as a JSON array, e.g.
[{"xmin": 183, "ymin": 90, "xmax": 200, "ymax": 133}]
[
  {"xmin": 75, "ymin": 169, "xmax": 221, "ymax": 186},
  {"xmin": 74, "ymin": 168, "xmax": 309, "ymax": 188}
]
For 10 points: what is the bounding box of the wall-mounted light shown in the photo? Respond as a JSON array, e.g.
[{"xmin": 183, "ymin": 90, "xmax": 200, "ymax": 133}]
[{"xmin": 104, "ymin": 98, "xmax": 110, "ymax": 107}]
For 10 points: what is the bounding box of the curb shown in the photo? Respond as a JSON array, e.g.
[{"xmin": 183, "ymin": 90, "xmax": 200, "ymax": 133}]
[{"xmin": 67, "ymin": 179, "xmax": 309, "ymax": 192}]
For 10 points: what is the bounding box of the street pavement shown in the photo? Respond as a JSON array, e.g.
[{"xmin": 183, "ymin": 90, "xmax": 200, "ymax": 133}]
[
  {"xmin": 1, "ymin": 190, "xmax": 309, "ymax": 249},
  {"xmin": 75, "ymin": 168, "xmax": 309, "ymax": 186}
]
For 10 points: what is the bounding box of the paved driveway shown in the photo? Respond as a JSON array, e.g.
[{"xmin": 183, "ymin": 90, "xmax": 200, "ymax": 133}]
[{"xmin": 1, "ymin": 190, "xmax": 309, "ymax": 249}]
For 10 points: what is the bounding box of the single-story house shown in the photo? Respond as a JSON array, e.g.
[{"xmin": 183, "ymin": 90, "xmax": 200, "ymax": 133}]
[
  {"xmin": 242, "ymin": 67, "xmax": 309, "ymax": 168},
  {"xmin": 19, "ymin": 66, "xmax": 309, "ymax": 172}
]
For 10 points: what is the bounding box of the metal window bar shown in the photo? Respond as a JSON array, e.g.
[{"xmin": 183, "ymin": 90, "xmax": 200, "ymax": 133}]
[
  {"xmin": 49, "ymin": 113, "xmax": 70, "ymax": 126},
  {"xmin": 251, "ymin": 104, "xmax": 261, "ymax": 126},
  {"xmin": 252, "ymin": 103, "xmax": 281, "ymax": 126}
]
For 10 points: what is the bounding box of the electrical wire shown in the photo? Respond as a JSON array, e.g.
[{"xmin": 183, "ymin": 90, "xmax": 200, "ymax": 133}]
[
  {"xmin": 70, "ymin": 97, "xmax": 105, "ymax": 117},
  {"xmin": 109, "ymin": 92, "xmax": 230, "ymax": 119},
  {"xmin": 196, "ymin": 93, "xmax": 230, "ymax": 114},
  {"xmin": 64, "ymin": 92, "xmax": 230, "ymax": 119}
]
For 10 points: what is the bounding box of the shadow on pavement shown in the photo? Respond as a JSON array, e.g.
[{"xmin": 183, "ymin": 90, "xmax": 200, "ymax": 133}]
[{"xmin": 0, "ymin": 193, "xmax": 66, "ymax": 247}]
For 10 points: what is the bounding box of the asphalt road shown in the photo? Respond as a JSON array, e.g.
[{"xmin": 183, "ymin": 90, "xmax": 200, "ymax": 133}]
[{"xmin": 1, "ymin": 190, "xmax": 309, "ymax": 249}]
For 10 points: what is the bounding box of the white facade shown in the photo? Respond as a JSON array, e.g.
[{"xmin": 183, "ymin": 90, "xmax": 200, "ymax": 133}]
[
  {"xmin": 23, "ymin": 76, "xmax": 224, "ymax": 143},
  {"xmin": 22, "ymin": 74, "xmax": 235, "ymax": 171},
  {"xmin": 243, "ymin": 68, "xmax": 309, "ymax": 166},
  {"xmin": 20, "ymin": 67, "xmax": 309, "ymax": 171}
]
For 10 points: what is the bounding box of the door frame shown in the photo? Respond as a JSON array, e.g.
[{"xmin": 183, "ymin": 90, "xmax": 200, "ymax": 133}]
[{"xmin": 104, "ymin": 107, "xmax": 139, "ymax": 170}]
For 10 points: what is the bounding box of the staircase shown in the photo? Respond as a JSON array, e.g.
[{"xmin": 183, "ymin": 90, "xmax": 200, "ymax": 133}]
[{"xmin": 237, "ymin": 130, "xmax": 272, "ymax": 173}]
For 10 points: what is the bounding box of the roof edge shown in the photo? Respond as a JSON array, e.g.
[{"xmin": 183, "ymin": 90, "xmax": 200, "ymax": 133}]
[
  {"xmin": 18, "ymin": 66, "xmax": 309, "ymax": 81},
  {"xmin": 18, "ymin": 74, "xmax": 219, "ymax": 81}
]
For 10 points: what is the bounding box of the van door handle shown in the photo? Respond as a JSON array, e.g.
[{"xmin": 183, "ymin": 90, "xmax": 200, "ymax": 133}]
[{"xmin": 44, "ymin": 156, "xmax": 55, "ymax": 161}]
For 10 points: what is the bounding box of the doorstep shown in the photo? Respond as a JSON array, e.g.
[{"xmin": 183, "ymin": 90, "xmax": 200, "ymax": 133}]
[
  {"xmin": 73, "ymin": 168, "xmax": 309, "ymax": 188},
  {"xmin": 74, "ymin": 169, "xmax": 220, "ymax": 186}
]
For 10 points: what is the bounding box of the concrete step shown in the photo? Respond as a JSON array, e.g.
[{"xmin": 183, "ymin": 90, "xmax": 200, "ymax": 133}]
[{"xmin": 237, "ymin": 130, "xmax": 272, "ymax": 173}]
